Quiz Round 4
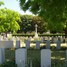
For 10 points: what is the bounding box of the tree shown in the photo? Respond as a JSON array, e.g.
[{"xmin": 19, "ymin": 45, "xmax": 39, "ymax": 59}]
[
  {"xmin": 18, "ymin": 15, "xmax": 48, "ymax": 33},
  {"xmin": 0, "ymin": 8, "xmax": 21, "ymax": 33},
  {"xmin": 19, "ymin": 0, "xmax": 67, "ymax": 34}
]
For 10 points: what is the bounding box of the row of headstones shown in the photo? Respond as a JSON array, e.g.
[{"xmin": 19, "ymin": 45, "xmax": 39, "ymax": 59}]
[
  {"xmin": 0, "ymin": 35, "xmax": 66, "ymax": 43},
  {"xmin": 0, "ymin": 41, "xmax": 20, "ymax": 48},
  {"xmin": 0, "ymin": 40, "xmax": 64, "ymax": 49},
  {"xmin": 41, "ymin": 36, "xmax": 67, "ymax": 43},
  {"xmin": 0, "ymin": 48, "xmax": 51, "ymax": 67},
  {"xmin": 0, "ymin": 40, "xmax": 40, "ymax": 49},
  {"xmin": 1, "ymin": 48, "xmax": 67, "ymax": 67},
  {"xmin": 25, "ymin": 40, "xmax": 63, "ymax": 49}
]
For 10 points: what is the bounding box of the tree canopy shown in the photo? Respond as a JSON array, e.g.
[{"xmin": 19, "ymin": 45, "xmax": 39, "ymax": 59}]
[
  {"xmin": 18, "ymin": 15, "xmax": 47, "ymax": 33},
  {"xmin": 19, "ymin": 0, "xmax": 67, "ymax": 34},
  {"xmin": 0, "ymin": 8, "xmax": 21, "ymax": 33}
]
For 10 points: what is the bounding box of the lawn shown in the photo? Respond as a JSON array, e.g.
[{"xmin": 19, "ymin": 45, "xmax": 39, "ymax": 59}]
[{"xmin": 5, "ymin": 48, "xmax": 67, "ymax": 67}]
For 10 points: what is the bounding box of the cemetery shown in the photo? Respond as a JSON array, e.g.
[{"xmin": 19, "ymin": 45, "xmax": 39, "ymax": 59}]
[
  {"xmin": 0, "ymin": 34, "xmax": 66, "ymax": 67},
  {"xmin": 0, "ymin": 18, "xmax": 66, "ymax": 67},
  {"xmin": 0, "ymin": 0, "xmax": 67, "ymax": 67}
]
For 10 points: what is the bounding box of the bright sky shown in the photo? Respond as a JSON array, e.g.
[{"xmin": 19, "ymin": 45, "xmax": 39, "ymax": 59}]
[{"xmin": 0, "ymin": 0, "xmax": 33, "ymax": 15}]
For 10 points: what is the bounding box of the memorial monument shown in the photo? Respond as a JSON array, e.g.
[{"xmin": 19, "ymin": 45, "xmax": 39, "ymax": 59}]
[{"xmin": 34, "ymin": 24, "xmax": 38, "ymax": 38}]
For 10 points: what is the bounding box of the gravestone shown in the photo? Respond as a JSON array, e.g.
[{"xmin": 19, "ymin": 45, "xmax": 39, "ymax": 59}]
[
  {"xmin": 41, "ymin": 37, "xmax": 44, "ymax": 43},
  {"xmin": 0, "ymin": 41, "xmax": 13, "ymax": 48},
  {"xmin": 41, "ymin": 49, "xmax": 51, "ymax": 67},
  {"xmin": 56, "ymin": 39, "xmax": 61, "ymax": 49},
  {"xmin": 4, "ymin": 41, "xmax": 13, "ymax": 48},
  {"xmin": 53, "ymin": 36, "xmax": 57, "ymax": 43},
  {"xmin": 0, "ymin": 48, "xmax": 5, "ymax": 64},
  {"xmin": 36, "ymin": 41, "xmax": 40, "ymax": 49},
  {"xmin": 51, "ymin": 36, "xmax": 54, "ymax": 43},
  {"xmin": 15, "ymin": 48, "xmax": 27, "ymax": 67},
  {"xmin": 0, "ymin": 36, "xmax": 3, "ymax": 41},
  {"xmin": 16, "ymin": 40, "xmax": 20, "ymax": 48},
  {"xmin": 46, "ymin": 40, "xmax": 50, "ymax": 49},
  {"xmin": 25, "ymin": 40, "xmax": 30, "ymax": 49}
]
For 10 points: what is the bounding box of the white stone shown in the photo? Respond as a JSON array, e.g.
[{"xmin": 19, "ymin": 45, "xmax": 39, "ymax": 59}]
[
  {"xmin": 0, "ymin": 48, "xmax": 5, "ymax": 64},
  {"xmin": 4, "ymin": 41, "xmax": 13, "ymax": 48},
  {"xmin": 34, "ymin": 24, "xmax": 38, "ymax": 38},
  {"xmin": 41, "ymin": 49, "xmax": 51, "ymax": 67},
  {"xmin": 0, "ymin": 41, "xmax": 13, "ymax": 48},
  {"xmin": 0, "ymin": 36, "xmax": 3, "ymax": 41},
  {"xmin": 41, "ymin": 37, "xmax": 44, "ymax": 42},
  {"xmin": 15, "ymin": 48, "xmax": 27, "ymax": 67}
]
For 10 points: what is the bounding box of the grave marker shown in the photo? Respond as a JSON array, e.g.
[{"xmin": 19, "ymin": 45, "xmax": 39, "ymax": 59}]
[
  {"xmin": 41, "ymin": 49, "xmax": 51, "ymax": 67},
  {"xmin": 0, "ymin": 41, "xmax": 13, "ymax": 48},
  {"xmin": 36, "ymin": 41, "xmax": 40, "ymax": 49},
  {"xmin": 15, "ymin": 48, "xmax": 27, "ymax": 67},
  {"xmin": 46, "ymin": 40, "xmax": 50, "ymax": 49},
  {"xmin": 25, "ymin": 40, "xmax": 30, "ymax": 49},
  {"xmin": 0, "ymin": 48, "xmax": 5, "ymax": 64}
]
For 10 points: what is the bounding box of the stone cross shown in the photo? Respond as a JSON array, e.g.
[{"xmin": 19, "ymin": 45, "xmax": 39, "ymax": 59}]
[{"xmin": 34, "ymin": 24, "xmax": 38, "ymax": 38}]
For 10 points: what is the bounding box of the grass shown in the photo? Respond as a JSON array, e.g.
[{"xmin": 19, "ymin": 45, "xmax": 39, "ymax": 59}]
[{"xmin": 5, "ymin": 48, "xmax": 67, "ymax": 67}]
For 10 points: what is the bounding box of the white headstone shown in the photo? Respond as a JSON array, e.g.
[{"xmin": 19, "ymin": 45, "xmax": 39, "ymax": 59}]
[
  {"xmin": 25, "ymin": 40, "xmax": 30, "ymax": 49},
  {"xmin": 51, "ymin": 36, "xmax": 54, "ymax": 43},
  {"xmin": 41, "ymin": 49, "xmax": 51, "ymax": 67},
  {"xmin": 4, "ymin": 41, "xmax": 13, "ymax": 48},
  {"xmin": 53, "ymin": 37, "xmax": 57, "ymax": 43},
  {"xmin": 0, "ymin": 48, "xmax": 5, "ymax": 64},
  {"xmin": 15, "ymin": 48, "xmax": 27, "ymax": 67},
  {"xmin": 16, "ymin": 40, "xmax": 20, "ymax": 48},
  {"xmin": 41, "ymin": 37, "xmax": 44, "ymax": 43},
  {"xmin": 36, "ymin": 41, "xmax": 40, "ymax": 49},
  {"xmin": 0, "ymin": 41, "xmax": 13, "ymax": 48},
  {"xmin": 46, "ymin": 40, "xmax": 50, "ymax": 49},
  {"xmin": 0, "ymin": 36, "xmax": 3, "ymax": 41}
]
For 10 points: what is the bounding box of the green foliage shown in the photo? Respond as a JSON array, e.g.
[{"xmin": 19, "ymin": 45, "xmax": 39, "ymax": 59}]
[
  {"xmin": 19, "ymin": 0, "xmax": 67, "ymax": 33},
  {"xmin": 18, "ymin": 15, "xmax": 48, "ymax": 33},
  {"xmin": 0, "ymin": 8, "xmax": 21, "ymax": 33},
  {"xmin": 12, "ymin": 33, "xmax": 65, "ymax": 37}
]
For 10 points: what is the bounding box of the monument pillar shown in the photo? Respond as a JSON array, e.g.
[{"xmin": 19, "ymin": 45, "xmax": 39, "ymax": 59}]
[{"xmin": 34, "ymin": 24, "xmax": 38, "ymax": 38}]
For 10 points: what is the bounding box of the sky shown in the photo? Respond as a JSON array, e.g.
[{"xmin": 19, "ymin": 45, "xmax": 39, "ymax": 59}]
[{"xmin": 0, "ymin": 0, "xmax": 34, "ymax": 15}]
